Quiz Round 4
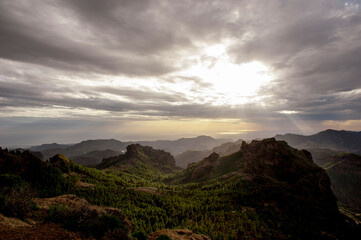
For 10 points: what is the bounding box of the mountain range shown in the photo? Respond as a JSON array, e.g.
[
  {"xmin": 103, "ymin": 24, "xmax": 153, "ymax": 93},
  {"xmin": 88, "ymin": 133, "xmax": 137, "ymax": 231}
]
[
  {"xmin": 274, "ymin": 129, "xmax": 361, "ymax": 154},
  {"xmin": 2, "ymin": 129, "xmax": 360, "ymax": 239},
  {"xmin": 32, "ymin": 136, "xmax": 227, "ymax": 166},
  {"xmin": 2, "ymin": 138, "xmax": 360, "ymax": 239}
]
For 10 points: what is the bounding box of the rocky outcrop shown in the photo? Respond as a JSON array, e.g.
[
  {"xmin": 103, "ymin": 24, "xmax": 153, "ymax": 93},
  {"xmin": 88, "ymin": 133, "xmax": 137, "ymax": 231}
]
[
  {"xmin": 148, "ymin": 229, "xmax": 211, "ymax": 240},
  {"xmin": 98, "ymin": 144, "xmax": 177, "ymax": 172},
  {"xmin": 179, "ymin": 138, "xmax": 350, "ymax": 239},
  {"xmin": 126, "ymin": 144, "xmax": 176, "ymax": 167},
  {"xmin": 49, "ymin": 154, "xmax": 71, "ymax": 173}
]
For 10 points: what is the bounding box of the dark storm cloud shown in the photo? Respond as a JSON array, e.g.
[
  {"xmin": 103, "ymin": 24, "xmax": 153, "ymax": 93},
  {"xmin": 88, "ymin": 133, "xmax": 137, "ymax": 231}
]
[
  {"xmin": 0, "ymin": 0, "xmax": 178, "ymax": 76},
  {"xmin": 0, "ymin": 0, "xmax": 361, "ymax": 145},
  {"xmin": 0, "ymin": 0, "xmax": 247, "ymax": 76}
]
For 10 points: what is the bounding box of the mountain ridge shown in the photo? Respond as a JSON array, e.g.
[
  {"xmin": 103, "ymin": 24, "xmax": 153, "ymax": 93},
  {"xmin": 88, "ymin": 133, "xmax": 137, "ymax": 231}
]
[
  {"xmin": 274, "ymin": 129, "xmax": 361, "ymax": 153},
  {"xmin": 33, "ymin": 136, "xmax": 227, "ymax": 165}
]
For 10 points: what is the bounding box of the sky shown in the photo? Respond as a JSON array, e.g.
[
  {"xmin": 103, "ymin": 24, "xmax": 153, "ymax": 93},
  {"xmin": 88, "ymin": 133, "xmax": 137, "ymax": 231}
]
[{"xmin": 1, "ymin": 0, "xmax": 361, "ymax": 146}]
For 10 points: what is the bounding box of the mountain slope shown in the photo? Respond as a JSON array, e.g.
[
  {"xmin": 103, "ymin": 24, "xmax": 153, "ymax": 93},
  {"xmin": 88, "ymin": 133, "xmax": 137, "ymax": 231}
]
[
  {"xmin": 311, "ymin": 151, "xmax": 361, "ymax": 212},
  {"xmin": 170, "ymin": 138, "xmax": 353, "ymax": 239}
]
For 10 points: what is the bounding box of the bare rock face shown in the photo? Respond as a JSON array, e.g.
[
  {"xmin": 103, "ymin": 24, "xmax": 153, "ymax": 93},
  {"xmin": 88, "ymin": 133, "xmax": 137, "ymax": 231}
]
[
  {"xmin": 148, "ymin": 229, "xmax": 211, "ymax": 240},
  {"xmin": 0, "ymin": 213, "xmax": 31, "ymax": 228}
]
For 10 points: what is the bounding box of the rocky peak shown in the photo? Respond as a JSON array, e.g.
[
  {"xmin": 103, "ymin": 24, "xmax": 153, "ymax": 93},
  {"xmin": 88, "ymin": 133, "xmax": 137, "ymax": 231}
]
[
  {"xmin": 99, "ymin": 144, "xmax": 177, "ymax": 170},
  {"xmin": 124, "ymin": 144, "xmax": 142, "ymax": 158}
]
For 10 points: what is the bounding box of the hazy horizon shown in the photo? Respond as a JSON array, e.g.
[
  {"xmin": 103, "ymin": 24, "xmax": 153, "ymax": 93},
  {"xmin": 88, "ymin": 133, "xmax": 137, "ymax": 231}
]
[
  {"xmin": 3, "ymin": 128, "xmax": 359, "ymax": 149},
  {"xmin": 1, "ymin": 0, "xmax": 361, "ymax": 146}
]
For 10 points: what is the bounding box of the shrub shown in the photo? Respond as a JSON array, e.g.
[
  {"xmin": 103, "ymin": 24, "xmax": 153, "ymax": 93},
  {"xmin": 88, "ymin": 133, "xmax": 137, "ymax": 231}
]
[
  {"xmin": 24, "ymin": 165, "xmax": 75, "ymax": 197},
  {"xmin": 157, "ymin": 235, "xmax": 172, "ymax": 240},
  {"xmin": 2, "ymin": 185, "xmax": 35, "ymax": 219},
  {"xmin": 47, "ymin": 204, "xmax": 127, "ymax": 239},
  {"xmin": 132, "ymin": 231, "xmax": 148, "ymax": 240},
  {"xmin": 0, "ymin": 174, "xmax": 23, "ymax": 189}
]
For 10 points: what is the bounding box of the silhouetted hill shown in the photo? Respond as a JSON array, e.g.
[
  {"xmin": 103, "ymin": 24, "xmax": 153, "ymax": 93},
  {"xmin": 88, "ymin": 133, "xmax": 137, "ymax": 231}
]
[
  {"xmin": 29, "ymin": 143, "xmax": 73, "ymax": 152},
  {"xmin": 40, "ymin": 139, "xmax": 130, "ymax": 160},
  {"xmin": 175, "ymin": 139, "xmax": 243, "ymax": 168},
  {"xmin": 275, "ymin": 129, "xmax": 361, "ymax": 153}
]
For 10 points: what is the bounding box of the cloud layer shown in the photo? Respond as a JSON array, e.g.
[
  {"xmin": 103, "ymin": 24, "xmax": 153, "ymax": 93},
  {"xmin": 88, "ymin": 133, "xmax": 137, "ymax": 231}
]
[{"xmin": 1, "ymin": 0, "xmax": 360, "ymax": 145}]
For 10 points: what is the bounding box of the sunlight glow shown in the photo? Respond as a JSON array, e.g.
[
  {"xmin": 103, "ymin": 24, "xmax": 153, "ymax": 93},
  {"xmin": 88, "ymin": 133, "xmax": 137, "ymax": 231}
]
[
  {"xmin": 180, "ymin": 42, "xmax": 274, "ymax": 105},
  {"xmin": 279, "ymin": 110, "xmax": 300, "ymax": 115}
]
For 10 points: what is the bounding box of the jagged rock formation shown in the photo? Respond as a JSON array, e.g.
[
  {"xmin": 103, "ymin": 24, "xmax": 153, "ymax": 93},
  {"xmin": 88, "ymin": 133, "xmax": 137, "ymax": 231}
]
[
  {"xmin": 275, "ymin": 130, "xmax": 361, "ymax": 215},
  {"xmin": 98, "ymin": 144, "xmax": 177, "ymax": 173},
  {"xmin": 174, "ymin": 138, "xmax": 351, "ymax": 239}
]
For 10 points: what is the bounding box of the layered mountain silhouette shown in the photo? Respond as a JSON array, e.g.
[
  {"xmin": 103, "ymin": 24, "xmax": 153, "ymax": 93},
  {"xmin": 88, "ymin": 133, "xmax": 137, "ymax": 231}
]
[
  {"xmin": 29, "ymin": 143, "xmax": 73, "ymax": 152},
  {"xmin": 175, "ymin": 139, "xmax": 243, "ymax": 168},
  {"xmin": 33, "ymin": 136, "xmax": 226, "ymax": 166},
  {"xmin": 275, "ymin": 129, "xmax": 361, "ymax": 154},
  {"xmin": 138, "ymin": 135, "xmax": 226, "ymax": 155},
  {"xmin": 40, "ymin": 139, "xmax": 130, "ymax": 161}
]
